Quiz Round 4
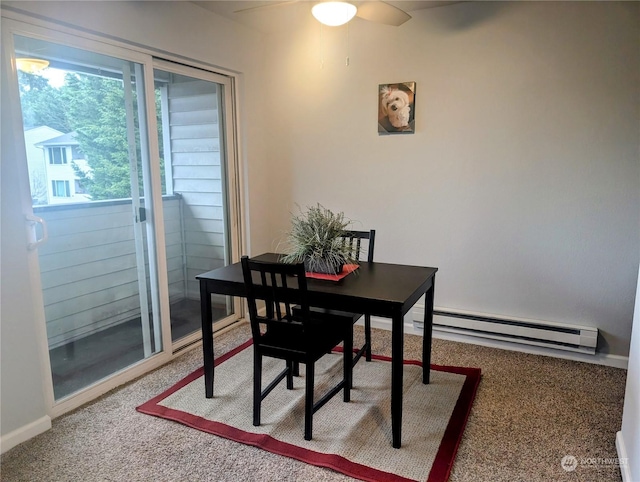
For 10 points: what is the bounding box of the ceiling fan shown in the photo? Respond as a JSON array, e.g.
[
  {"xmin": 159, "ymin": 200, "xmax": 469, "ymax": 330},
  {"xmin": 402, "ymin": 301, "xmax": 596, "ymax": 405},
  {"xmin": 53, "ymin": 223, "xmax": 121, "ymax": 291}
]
[{"xmin": 233, "ymin": 1, "xmax": 415, "ymax": 27}]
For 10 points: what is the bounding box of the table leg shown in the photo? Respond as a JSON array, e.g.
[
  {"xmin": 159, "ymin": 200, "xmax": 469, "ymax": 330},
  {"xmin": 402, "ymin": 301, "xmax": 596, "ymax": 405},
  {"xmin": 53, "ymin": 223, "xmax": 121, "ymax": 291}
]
[
  {"xmin": 391, "ymin": 309, "xmax": 404, "ymax": 449},
  {"xmin": 423, "ymin": 276, "xmax": 435, "ymax": 384},
  {"xmin": 200, "ymin": 280, "xmax": 214, "ymax": 398}
]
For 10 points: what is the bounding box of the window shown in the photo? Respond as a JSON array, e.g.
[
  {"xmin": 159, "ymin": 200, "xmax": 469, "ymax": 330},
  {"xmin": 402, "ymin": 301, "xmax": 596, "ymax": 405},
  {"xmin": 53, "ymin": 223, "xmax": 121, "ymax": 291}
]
[
  {"xmin": 71, "ymin": 146, "xmax": 84, "ymax": 160},
  {"xmin": 74, "ymin": 179, "xmax": 86, "ymax": 194},
  {"xmin": 51, "ymin": 180, "xmax": 70, "ymax": 197},
  {"xmin": 48, "ymin": 147, "xmax": 68, "ymax": 164}
]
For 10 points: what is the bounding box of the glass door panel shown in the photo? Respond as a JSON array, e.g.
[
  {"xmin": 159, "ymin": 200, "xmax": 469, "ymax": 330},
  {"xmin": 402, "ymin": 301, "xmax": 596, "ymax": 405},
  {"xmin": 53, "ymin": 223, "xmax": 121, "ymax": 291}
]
[
  {"xmin": 153, "ymin": 61, "xmax": 238, "ymax": 347},
  {"xmin": 13, "ymin": 35, "xmax": 162, "ymax": 400}
]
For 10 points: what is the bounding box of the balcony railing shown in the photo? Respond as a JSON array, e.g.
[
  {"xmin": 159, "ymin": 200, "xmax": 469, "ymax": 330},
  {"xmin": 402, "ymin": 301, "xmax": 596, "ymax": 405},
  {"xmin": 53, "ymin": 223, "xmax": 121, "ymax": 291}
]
[{"xmin": 33, "ymin": 194, "xmax": 225, "ymax": 348}]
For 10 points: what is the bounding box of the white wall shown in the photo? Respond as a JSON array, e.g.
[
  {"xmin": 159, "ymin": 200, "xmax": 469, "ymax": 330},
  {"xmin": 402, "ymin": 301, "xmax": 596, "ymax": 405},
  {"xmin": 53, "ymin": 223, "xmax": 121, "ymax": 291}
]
[
  {"xmin": 261, "ymin": 1, "xmax": 640, "ymax": 357},
  {"xmin": 618, "ymin": 263, "xmax": 640, "ymax": 481},
  {"xmin": 1, "ymin": 0, "xmax": 271, "ymax": 446},
  {"xmin": 1, "ymin": 0, "xmax": 638, "ymax": 452}
]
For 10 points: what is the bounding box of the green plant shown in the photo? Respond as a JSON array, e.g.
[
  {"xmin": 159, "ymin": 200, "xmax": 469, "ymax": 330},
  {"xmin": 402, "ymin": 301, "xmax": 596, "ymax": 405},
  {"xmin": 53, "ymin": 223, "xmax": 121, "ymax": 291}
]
[{"xmin": 281, "ymin": 204, "xmax": 357, "ymax": 274}]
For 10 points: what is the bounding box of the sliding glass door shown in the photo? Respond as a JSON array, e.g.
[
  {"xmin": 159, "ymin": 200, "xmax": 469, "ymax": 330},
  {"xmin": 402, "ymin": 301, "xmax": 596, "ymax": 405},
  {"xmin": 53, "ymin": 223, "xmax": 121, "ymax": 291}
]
[
  {"xmin": 12, "ymin": 35, "xmax": 163, "ymax": 401},
  {"xmin": 4, "ymin": 19, "xmax": 241, "ymax": 411},
  {"xmin": 153, "ymin": 61, "xmax": 240, "ymax": 349}
]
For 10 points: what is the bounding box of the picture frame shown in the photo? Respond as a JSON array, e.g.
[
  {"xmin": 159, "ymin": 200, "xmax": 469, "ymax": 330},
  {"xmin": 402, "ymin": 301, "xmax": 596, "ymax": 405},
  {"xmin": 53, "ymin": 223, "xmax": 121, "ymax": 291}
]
[{"xmin": 378, "ymin": 82, "xmax": 416, "ymax": 135}]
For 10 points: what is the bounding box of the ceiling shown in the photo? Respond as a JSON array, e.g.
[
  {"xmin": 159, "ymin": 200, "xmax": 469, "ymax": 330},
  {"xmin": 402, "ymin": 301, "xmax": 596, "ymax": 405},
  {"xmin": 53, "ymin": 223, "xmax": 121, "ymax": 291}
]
[{"xmin": 193, "ymin": 1, "xmax": 463, "ymax": 34}]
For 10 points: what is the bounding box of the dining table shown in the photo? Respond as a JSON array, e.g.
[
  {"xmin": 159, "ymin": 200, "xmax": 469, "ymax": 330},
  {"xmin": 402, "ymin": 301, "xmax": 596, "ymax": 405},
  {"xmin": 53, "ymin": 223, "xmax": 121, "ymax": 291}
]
[{"xmin": 197, "ymin": 253, "xmax": 438, "ymax": 448}]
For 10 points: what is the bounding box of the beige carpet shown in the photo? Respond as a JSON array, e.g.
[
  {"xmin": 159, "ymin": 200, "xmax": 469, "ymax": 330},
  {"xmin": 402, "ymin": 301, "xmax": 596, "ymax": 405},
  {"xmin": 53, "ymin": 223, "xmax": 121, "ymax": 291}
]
[
  {"xmin": 0, "ymin": 322, "xmax": 627, "ymax": 482},
  {"xmin": 138, "ymin": 340, "xmax": 479, "ymax": 481}
]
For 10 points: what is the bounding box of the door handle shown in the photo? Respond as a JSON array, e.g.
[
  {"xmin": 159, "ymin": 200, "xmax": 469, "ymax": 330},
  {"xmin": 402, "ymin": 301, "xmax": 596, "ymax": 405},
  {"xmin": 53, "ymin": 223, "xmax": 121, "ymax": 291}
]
[{"xmin": 25, "ymin": 214, "xmax": 48, "ymax": 251}]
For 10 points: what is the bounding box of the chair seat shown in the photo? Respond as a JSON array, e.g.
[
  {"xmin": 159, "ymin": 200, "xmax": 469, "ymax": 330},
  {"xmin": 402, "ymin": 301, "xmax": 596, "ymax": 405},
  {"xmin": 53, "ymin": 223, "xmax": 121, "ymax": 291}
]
[
  {"xmin": 309, "ymin": 307, "xmax": 363, "ymax": 322},
  {"xmin": 258, "ymin": 320, "xmax": 346, "ymax": 362},
  {"xmin": 293, "ymin": 306, "xmax": 371, "ymax": 366}
]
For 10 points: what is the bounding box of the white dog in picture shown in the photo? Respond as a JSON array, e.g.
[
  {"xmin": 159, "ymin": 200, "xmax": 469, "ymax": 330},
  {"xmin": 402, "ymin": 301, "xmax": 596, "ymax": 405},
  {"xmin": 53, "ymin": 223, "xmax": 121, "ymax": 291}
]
[{"xmin": 380, "ymin": 86, "xmax": 411, "ymax": 129}]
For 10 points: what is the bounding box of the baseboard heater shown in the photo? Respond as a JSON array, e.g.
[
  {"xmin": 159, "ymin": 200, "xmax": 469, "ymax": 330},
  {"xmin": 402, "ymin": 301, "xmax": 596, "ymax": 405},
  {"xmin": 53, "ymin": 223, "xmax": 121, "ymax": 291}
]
[{"xmin": 413, "ymin": 307, "xmax": 598, "ymax": 355}]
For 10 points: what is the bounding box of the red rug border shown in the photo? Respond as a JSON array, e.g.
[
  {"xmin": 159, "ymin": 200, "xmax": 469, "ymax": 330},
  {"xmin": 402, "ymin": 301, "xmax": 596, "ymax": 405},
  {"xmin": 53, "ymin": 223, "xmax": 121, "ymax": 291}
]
[{"xmin": 137, "ymin": 341, "xmax": 481, "ymax": 482}]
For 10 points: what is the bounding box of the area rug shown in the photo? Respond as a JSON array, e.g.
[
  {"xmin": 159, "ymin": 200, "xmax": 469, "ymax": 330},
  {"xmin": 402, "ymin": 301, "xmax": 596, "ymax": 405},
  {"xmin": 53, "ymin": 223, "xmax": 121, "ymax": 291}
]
[{"xmin": 137, "ymin": 340, "xmax": 481, "ymax": 482}]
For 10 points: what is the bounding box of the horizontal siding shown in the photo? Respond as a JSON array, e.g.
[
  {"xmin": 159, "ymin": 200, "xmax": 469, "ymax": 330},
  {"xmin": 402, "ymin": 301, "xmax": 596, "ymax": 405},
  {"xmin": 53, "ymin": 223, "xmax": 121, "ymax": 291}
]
[
  {"xmin": 46, "ymin": 279, "xmax": 140, "ymax": 324},
  {"xmin": 39, "ymin": 226, "xmax": 135, "ymax": 255},
  {"xmin": 35, "ymin": 202, "xmax": 131, "ymax": 220},
  {"xmin": 164, "ymin": 230, "xmax": 182, "ymax": 247},
  {"xmin": 186, "ymin": 259, "xmax": 224, "ymax": 277},
  {"xmin": 186, "ymin": 244, "xmax": 226, "ymax": 260},
  {"xmin": 166, "ymin": 255, "xmax": 185, "ymax": 273},
  {"xmin": 169, "ymin": 93, "xmax": 217, "ymax": 113},
  {"xmin": 174, "ymin": 179, "xmax": 223, "ymax": 194},
  {"xmin": 172, "ymin": 151, "xmax": 220, "ymax": 166},
  {"xmin": 172, "ymin": 165, "xmax": 221, "ymax": 180},
  {"xmin": 43, "ymin": 265, "xmax": 138, "ymax": 305},
  {"xmin": 47, "ymin": 295, "xmax": 144, "ymax": 344},
  {"xmin": 184, "ymin": 205, "xmax": 224, "ymax": 220},
  {"xmin": 167, "ymin": 80, "xmax": 226, "ymax": 302},
  {"xmin": 171, "ymin": 124, "xmax": 219, "ymax": 140},
  {"xmin": 168, "ymin": 80, "xmax": 217, "ymax": 98},
  {"xmin": 40, "ymin": 253, "xmax": 138, "ymax": 289},
  {"xmin": 42, "ymin": 210, "xmax": 135, "ymax": 237},
  {"xmin": 184, "ymin": 218, "xmax": 224, "ymax": 234},
  {"xmin": 186, "ymin": 231, "xmax": 225, "ymax": 247},
  {"xmin": 171, "ymin": 137, "xmax": 220, "ymax": 153},
  {"xmin": 170, "ymin": 110, "xmax": 218, "ymax": 127},
  {"xmin": 165, "ymin": 243, "xmax": 183, "ymax": 260},
  {"xmin": 179, "ymin": 192, "xmax": 223, "ymax": 206},
  {"xmin": 38, "ymin": 240, "xmax": 135, "ymax": 272},
  {"xmin": 163, "ymin": 215, "xmax": 182, "ymax": 235}
]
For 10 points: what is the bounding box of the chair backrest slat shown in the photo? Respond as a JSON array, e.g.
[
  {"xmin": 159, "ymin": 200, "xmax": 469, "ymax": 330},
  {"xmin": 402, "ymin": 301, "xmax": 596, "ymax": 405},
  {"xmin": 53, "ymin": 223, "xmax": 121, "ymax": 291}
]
[
  {"xmin": 241, "ymin": 256, "xmax": 310, "ymax": 339},
  {"xmin": 342, "ymin": 229, "xmax": 375, "ymax": 263}
]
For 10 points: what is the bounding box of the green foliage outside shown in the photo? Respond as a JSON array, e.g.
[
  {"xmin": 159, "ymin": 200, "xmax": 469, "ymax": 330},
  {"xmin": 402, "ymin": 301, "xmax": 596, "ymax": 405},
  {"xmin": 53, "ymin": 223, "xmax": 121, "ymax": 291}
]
[{"xmin": 18, "ymin": 69, "xmax": 165, "ymax": 201}]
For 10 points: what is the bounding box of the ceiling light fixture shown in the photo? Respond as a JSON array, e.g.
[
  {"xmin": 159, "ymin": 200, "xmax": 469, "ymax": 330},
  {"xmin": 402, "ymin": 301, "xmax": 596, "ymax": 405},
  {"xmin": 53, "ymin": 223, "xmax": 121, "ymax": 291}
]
[
  {"xmin": 312, "ymin": 1, "xmax": 357, "ymax": 27},
  {"xmin": 16, "ymin": 58, "xmax": 50, "ymax": 74}
]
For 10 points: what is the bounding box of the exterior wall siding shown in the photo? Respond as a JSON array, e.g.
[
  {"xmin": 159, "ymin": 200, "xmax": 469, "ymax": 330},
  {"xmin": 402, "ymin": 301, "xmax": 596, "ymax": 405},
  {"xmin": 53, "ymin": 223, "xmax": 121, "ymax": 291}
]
[
  {"xmin": 35, "ymin": 197, "xmax": 183, "ymax": 348},
  {"xmin": 165, "ymin": 79, "xmax": 226, "ymax": 301}
]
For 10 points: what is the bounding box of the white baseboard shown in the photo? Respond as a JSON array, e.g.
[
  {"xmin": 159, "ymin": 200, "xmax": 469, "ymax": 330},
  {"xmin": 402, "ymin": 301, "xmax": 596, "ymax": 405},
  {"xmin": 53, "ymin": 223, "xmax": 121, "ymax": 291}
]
[
  {"xmin": 0, "ymin": 415, "xmax": 51, "ymax": 454},
  {"xmin": 360, "ymin": 316, "xmax": 629, "ymax": 369},
  {"xmin": 616, "ymin": 430, "xmax": 632, "ymax": 482}
]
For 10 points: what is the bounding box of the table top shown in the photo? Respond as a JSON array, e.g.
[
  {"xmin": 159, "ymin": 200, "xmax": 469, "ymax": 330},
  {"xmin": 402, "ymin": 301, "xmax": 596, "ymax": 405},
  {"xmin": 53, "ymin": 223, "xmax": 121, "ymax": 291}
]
[{"xmin": 197, "ymin": 253, "xmax": 438, "ymax": 317}]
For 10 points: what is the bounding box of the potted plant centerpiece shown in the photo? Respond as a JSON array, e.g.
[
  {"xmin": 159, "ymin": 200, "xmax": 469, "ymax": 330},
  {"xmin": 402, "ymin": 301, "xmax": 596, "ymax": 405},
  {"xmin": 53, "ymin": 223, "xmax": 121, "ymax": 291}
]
[{"xmin": 281, "ymin": 204, "xmax": 356, "ymax": 275}]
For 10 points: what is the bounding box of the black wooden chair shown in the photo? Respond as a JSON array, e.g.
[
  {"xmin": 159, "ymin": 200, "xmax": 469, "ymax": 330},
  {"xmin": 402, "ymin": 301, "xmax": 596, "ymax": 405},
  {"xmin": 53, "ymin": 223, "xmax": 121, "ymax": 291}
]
[
  {"xmin": 295, "ymin": 230, "xmax": 376, "ymax": 365},
  {"xmin": 241, "ymin": 256, "xmax": 353, "ymax": 441},
  {"xmin": 340, "ymin": 230, "xmax": 375, "ymax": 362}
]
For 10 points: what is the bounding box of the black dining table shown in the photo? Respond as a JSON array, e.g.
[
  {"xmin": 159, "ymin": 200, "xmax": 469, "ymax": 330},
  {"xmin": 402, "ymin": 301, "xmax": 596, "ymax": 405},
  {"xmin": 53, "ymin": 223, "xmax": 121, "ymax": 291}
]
[{"xmin": 197, "ymin": 253, "xmax": 438, "ymax": 448}]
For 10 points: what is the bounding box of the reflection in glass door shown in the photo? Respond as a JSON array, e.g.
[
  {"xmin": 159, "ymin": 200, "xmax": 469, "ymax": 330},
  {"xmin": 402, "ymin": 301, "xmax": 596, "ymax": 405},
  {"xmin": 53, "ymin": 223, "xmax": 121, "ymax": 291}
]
[
  {"xmin": 13, "ymin": 35, "xmax": 162, "ymax": 400},
  {"xmin": 153, "ymin": 61, "xmax": 239, "ymax": 348}
]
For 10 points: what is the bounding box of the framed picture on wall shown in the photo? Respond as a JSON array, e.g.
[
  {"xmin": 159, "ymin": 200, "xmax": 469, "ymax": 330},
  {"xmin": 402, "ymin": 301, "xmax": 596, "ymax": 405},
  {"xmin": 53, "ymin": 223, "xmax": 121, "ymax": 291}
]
[{"xmin": 378, "ymin": 82, "xmax": 416, "ymax": 135}]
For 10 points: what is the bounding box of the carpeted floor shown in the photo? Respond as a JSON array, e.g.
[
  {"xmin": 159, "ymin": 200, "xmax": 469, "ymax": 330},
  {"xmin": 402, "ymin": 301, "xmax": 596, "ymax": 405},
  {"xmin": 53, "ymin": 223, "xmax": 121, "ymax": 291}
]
[{"xmin": 1, "ymin": 322, "xmax": 627, "ymax": 482}]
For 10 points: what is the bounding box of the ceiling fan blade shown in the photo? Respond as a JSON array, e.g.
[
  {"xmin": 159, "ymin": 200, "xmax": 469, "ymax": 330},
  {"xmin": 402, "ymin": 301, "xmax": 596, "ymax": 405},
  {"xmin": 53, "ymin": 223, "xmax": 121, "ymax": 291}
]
[
  {"xmin": 356, "ymin": 1, "xmax": 412, "ymax": 26},
  {"xmin": 233, "ymin": 1, "xmax": 298, "ymax": 15}
]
